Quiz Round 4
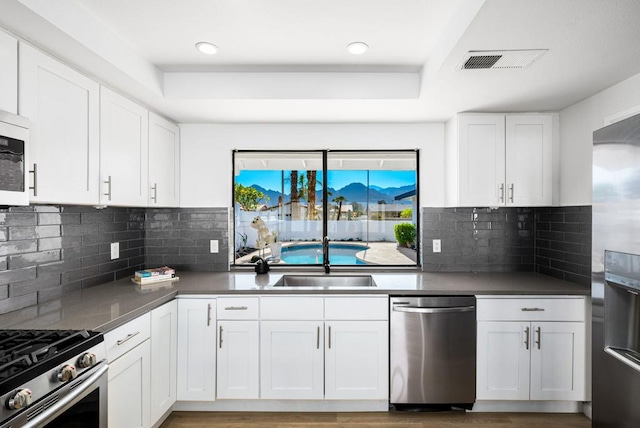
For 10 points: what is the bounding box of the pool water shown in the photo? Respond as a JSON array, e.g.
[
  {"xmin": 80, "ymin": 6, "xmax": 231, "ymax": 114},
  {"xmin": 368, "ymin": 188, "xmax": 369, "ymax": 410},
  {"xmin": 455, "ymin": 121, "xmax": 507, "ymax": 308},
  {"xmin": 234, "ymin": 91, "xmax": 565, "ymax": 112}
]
[{"xmin": 280, "ymin": 243, "xmax": 368, "ymax": 265}]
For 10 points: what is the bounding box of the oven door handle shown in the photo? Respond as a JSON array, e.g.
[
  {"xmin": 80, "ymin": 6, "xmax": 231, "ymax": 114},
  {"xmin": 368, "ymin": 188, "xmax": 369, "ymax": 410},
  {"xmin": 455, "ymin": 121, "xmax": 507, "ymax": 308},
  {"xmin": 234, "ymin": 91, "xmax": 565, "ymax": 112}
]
[{"xmin": 24, "ymin": 362, "xmax": 108, "ymax": 428}]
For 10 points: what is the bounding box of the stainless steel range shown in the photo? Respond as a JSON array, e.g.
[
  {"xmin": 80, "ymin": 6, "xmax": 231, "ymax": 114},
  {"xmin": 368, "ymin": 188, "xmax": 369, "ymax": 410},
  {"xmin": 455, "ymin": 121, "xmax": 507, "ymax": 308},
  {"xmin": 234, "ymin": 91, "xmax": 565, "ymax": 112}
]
[{"xmin": 0, "ymin": 330, "xmax": 107, "ymax": 428}]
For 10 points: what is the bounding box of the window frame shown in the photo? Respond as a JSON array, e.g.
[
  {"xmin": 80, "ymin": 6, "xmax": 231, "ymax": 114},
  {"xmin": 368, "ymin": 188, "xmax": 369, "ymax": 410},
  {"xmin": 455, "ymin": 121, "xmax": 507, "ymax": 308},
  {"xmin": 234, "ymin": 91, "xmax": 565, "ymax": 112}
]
[{"xmin": 231, "ymin": 149, "xmax": 420, "ymax": 270}]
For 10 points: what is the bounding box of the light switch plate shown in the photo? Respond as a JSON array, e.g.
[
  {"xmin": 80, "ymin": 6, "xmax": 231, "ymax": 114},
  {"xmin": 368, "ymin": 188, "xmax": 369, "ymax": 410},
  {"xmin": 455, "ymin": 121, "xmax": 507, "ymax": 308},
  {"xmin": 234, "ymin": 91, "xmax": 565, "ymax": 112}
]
[
  {"xmin": 110, "ymin": 242, "xmax": 119, "ymax": 260},
  {"xmin": 210, "ymin": 239, "xmax": 219, "ymax": 253},
  {"xmin": 433, "ymin": 239, "xmax": 441, "ymax": 253}
]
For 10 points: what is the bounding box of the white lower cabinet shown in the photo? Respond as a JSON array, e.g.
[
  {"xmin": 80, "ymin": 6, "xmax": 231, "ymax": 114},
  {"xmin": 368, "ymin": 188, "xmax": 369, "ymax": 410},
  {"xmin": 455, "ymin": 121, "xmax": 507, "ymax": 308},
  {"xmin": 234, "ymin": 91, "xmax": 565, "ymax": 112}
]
[
  {"xmin": 325, "ymin": 320, "xmax": 388, "ymax": 400},
  {"xmin": 177, "ymin": 298, "xmax": 217, "ymax": 401},
  {"xmin": 106, "ymin": 314, "xmax": 151, "ymax": 428},
  {"xmin": 150, "ymin": 300, "xmax": 177, "ymax": 423},
  {"xmin": 260, "ymin": 321, "xmax": 324, "ymax": 399},
  {"xmin": 217, "ymin": 320, "xmax": 260, "ymax": 399},
  {"xmin": 476, "ymin": 297, "xmax": 587, "ymax": 402},
  {"xmin": 529, "ymin": 321, "xmax": 586, "ymax": 400}
]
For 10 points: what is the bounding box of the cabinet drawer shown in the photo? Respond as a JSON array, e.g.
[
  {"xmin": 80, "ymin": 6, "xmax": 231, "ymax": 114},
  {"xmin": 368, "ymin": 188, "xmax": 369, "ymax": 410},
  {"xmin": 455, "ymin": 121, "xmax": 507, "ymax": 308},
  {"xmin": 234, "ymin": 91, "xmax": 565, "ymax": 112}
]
[
  {"xmin": 260, "ymin": 297, "xmax": 324, "ymax": 320},
  {"xmin": 325, "ymin": 297, "xmax": 388, "ymax": 320},
  {"xmin": 105, "ymin": 313, "xmax": 151, "ymax": 362},
  {"xmin": 217, "ymin": 297, "xmax": 259, "ymax": 319},
  {"xmin": 477, "ymin": 297, "xmax": 586, "ymax": 322}
]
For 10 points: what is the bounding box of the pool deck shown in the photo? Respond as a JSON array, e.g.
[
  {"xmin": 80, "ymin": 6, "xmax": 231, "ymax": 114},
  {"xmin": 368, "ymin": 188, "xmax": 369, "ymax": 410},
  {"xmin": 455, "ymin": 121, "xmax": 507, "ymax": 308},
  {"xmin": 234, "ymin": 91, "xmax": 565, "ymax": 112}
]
[{"xmin": 236, "ymin": 241, "xmax": 416, "ymax": 265}]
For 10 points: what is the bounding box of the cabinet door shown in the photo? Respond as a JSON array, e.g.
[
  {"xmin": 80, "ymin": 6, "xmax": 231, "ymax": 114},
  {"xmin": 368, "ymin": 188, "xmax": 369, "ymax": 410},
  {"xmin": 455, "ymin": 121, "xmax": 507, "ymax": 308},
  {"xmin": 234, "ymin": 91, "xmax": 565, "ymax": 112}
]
[
  {"xmin": 148, "ymin": 112, "xmax": 180, "ymax": 207},
  {"xmin": 0, "ymin": 30, "xmax": 17, "ymax": 114},
  {"xmin": 176, "ymin": 299, "xmax": 216, "ymax": 401},
  {"xmin": 150, "ymin": 300, "xmax": 177, "ymax": 424},
  {"xmin": 19, "ymin": 43, "xmax": 100, "ymax": 205},
  {"xmin": 325, "ymin": 321, "xmax": 388, "ymax": 400},
  {"xmin": 108, "ymin": 340, "xmax": 151, "ymax": 428},
  {"xmin": 100, "ymin": 87, "xmax": 149, "ymax": 206},
  {"xmin": 260, "ymin": 321, "xmax": 324, "ymax": 399},
  {"xmin": 505, "ymin": 115, "xmax": 553, "ymax": 206},
  {"xmin": 477, "ymin": 321, "xmax": 530, "ymax": 400},
  {"xmin": 530, "ymin": 321, "xmax": 586, "ymax": 401},
  {"xmin": 217, "ymin": 320, "xmax": 260, "ymax": 399},
  {"xmin": 458, "ymin": 114, "xmax": 506, "ymax": 207}
]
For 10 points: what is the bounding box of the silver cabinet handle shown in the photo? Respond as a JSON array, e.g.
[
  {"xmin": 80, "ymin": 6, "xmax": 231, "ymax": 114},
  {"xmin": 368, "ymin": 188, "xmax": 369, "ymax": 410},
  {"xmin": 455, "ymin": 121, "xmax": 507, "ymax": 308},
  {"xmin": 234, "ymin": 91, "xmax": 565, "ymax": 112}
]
[
  {"xmin": 116, "ymin": 331, "xmax": 140, "ymax": 346},
  {"xmin": 392, "ymin": 305, "xmax": 475, "ymax": 314},
  {"xmin": 524, "ymin": 326, "xmax": 530, "ymax": 350},
  {"xmin": 316, "ymin": 326, "xmax": 320, "ymax": 349},
  {"xmin": 29, "ymin": 163, "xmax": 38, "ymax": 196},
  {"xmin": 535, "ymin": 326, "xmax": 541, "ymax": 349},
  {"xmin": 151, "ymin": 183, "xmax": 157, "ymax": 203},
  {"xmin": 499, "ymin": 183, "xmax": 504, "ymax": 203},
  {"xmin": 224, "ymin": 306, "xmax": 248, "ymax": 311},
  {"xmin": 328, "ymin": 325, "xmax": 332, "ymax": 349},
  {"xmin": 207, "ymin": 303, "xmax": 212, "ymax": 326},
  {"xmin": 219, "ymin": 326, "xmax": 223, "ymax": 349},
  {"xmin": 509, "ymin": 183, "xmax": 514, "ymax": 203},
  {"xmin": 104, "ymin": 175, "xmax": 112, "ymax": 201},
  {"xmin": 521, "ymin": 307, "xmax": 545, "ymax": 312}
]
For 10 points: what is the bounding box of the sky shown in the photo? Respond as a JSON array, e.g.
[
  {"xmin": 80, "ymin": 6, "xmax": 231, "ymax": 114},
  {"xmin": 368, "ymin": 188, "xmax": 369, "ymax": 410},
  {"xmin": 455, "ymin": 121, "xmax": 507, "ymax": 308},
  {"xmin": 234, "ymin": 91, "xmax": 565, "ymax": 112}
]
[{"xmin": 236, "ymin": 170, "xmax": 416, "ymax": 192}]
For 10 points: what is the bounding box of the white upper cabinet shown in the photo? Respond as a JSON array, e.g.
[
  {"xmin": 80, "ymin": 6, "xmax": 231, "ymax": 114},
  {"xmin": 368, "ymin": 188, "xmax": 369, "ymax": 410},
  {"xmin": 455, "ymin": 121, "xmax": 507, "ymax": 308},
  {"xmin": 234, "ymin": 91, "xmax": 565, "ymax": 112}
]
[
  {"xmin": 19, "ymin": 43, "xmax": 100, "ymax": 205},
  {"xmin": 100, "ymin": 87, "xmax": 149, "ymax": 206},
  {"xmin": 0, "ymin": 30, "xmax": 17, "ymax": 114},
  {"xmin": 148, "ymin": 112, "xmax": 180, "ymax": 207},
  {"xmin": 446, "ymin": 113, "xmax": 554, "ymax": 207},
  {"xmin": 505, "ymin": 115, "xmax": 553, "ymax": 206}
]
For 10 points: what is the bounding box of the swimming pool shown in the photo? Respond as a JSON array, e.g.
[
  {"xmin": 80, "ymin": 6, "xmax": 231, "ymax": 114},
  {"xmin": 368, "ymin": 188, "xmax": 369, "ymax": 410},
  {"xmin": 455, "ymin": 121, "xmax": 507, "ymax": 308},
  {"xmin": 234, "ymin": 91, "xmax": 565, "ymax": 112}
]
[{"xmin": 280, "ymin": 243, "xmax": 369, "ymax": 265}]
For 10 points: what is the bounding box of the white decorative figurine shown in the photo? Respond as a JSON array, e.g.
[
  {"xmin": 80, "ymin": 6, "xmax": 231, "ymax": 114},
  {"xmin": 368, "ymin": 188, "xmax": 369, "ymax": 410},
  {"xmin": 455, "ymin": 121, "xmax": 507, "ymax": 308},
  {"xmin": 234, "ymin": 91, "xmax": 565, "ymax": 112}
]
[{"xmin": 250, "ymin": 216, "xmax": 274, "ymax": 249}]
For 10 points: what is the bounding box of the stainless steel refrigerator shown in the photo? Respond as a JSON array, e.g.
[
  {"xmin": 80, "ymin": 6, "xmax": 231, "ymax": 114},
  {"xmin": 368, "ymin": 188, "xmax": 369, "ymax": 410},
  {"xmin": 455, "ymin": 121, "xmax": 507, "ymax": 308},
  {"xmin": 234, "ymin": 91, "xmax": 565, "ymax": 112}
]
[{"xmin": 592, "ymin": 113, "xmax": 640, "ymax": 427}]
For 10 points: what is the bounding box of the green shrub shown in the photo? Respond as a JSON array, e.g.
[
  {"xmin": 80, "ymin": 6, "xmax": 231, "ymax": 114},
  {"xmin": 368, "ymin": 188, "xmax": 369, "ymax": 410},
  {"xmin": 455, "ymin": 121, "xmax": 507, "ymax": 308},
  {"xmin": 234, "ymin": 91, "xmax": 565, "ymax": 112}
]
[
  {"xmin": 394, "ymin": 223, "xmax": 416, "ymax": 247},
  {"xmin": 400, "ymin": 208, "xmax": 412, "ymax": 219}
]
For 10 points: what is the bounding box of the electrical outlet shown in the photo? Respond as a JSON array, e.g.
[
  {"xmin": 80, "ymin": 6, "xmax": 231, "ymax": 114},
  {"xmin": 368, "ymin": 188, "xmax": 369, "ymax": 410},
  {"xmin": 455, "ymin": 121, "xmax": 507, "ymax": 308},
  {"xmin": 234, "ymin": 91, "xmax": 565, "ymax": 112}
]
[
  {"xmin": 110, "ymin": 242, "xmax": 119, "ymax": 260},
  {"xmin": 433, "ymin": 239, "xmax": 441, "ymax": 253},
  {"xmin": 210, "ymin": 239, "xmax": 219, "ymax": 253}
]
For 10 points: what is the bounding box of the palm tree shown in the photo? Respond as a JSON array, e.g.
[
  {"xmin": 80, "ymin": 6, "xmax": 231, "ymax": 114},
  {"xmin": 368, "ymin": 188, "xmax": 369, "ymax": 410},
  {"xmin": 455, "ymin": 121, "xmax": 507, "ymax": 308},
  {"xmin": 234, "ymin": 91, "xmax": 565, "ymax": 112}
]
[
  {"xmin": 333, "ymin": 195, "xmax": 347, "ymax": 221},
  {"xmin": 290, "ymin": 170, "xmax": 300, "ymax": 220},
  {"xmin": 307, "ymin": 170, "xmax": 317, "ymax": 220}
]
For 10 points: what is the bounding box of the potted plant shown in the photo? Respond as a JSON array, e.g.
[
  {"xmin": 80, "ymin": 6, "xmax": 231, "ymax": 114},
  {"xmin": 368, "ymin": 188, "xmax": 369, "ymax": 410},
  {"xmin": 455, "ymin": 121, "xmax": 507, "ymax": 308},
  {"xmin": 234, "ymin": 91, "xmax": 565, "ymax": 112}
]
[{"xmin": 394, "ymin": 223, "xmax": 416, "ymax": 248}]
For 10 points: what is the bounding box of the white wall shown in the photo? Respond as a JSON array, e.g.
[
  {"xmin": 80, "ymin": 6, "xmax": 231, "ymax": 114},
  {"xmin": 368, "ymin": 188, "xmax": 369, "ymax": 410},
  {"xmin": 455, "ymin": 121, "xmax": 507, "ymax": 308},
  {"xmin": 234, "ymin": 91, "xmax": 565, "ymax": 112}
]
[
  {"xmin": 559, "ymin": 72, "xmax": 640, "ymax": 206},
  {"xmin": 180, "ymin": 123, "xmax": 444, "ymax": 207}
]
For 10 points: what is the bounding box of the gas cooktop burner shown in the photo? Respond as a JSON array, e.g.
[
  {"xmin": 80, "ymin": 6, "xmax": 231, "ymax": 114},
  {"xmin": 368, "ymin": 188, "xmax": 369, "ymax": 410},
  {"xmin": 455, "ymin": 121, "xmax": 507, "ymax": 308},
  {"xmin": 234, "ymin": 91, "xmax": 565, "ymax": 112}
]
[{"xmin": 0, "ymin": 330, "xmax": 103, "ymax": 395}]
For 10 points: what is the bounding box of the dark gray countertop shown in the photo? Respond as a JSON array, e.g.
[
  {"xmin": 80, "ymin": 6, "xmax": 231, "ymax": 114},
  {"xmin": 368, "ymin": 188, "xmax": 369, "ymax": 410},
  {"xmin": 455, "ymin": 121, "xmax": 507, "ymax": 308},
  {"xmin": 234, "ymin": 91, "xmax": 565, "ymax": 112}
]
[{"xmin": 0, "ymin": 271, "xmax": 590, "ymax": 332}]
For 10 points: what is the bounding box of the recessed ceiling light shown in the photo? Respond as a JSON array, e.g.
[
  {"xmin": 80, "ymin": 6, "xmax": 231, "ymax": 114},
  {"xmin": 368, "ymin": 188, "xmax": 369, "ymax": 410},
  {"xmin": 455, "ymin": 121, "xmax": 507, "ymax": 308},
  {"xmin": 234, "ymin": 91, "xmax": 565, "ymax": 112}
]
[
  {"xmin": 195, "ymin": 42, "xmax": 219, "ymax": 55},
  {"xmin": 347, "ymin": 42, "xmax": 369, "ymax": 55}
]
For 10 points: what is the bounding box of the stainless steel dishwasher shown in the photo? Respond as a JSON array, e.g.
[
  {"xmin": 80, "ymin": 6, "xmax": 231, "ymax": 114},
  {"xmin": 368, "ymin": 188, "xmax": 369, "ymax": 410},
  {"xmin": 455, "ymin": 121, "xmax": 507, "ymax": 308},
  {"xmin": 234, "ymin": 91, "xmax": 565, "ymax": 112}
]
[{"xmin": 390, "ymin": 296, "xmax": 476, "ymax": 410}]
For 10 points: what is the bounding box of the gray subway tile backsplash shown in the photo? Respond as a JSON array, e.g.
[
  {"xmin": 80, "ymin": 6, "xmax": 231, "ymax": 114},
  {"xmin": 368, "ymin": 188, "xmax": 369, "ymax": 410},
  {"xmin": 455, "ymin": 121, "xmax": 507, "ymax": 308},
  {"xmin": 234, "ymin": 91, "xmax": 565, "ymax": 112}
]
[
  {"xmin": 422, "ymin": 206, "xmax": 592, "ymax": 286},
  {"xmin": 1, "ymin": 203, "xmax": 589, "ymax": 315}
]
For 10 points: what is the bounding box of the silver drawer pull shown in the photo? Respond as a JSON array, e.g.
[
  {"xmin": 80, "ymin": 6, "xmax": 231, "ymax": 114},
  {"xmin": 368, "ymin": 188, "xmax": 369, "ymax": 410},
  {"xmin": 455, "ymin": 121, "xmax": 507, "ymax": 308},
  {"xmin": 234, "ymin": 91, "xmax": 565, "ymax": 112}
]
[
  {"xmin": 524, "ymin": 326, "xmax": 530, "ymax": 350},
  {"xmin": 225, "ymin": 306, "xmax": 248, "ymax": 311},
  {"xmin": 116, "ymin": 331, "xmax": 140, "ymax": 346},
  {"xmin": 521, "ymin": 307, "xmax": 545, "ymax": 312}
]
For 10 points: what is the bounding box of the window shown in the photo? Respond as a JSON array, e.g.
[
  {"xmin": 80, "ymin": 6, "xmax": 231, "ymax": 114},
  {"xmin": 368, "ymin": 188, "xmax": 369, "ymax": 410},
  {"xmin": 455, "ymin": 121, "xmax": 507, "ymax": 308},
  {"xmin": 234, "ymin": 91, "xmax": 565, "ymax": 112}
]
[{"xmin": 233, "ymin": 150, "xmax": 418, "ymax": 268}]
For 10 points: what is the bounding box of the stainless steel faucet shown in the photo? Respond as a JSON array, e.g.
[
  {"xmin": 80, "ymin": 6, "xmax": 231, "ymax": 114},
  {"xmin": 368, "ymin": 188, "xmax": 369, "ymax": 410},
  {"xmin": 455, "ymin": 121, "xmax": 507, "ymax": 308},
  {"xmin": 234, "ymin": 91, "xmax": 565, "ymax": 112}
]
[{"xmin": 323, "ymin": 236, "xmax": 330, "ymax": 273}]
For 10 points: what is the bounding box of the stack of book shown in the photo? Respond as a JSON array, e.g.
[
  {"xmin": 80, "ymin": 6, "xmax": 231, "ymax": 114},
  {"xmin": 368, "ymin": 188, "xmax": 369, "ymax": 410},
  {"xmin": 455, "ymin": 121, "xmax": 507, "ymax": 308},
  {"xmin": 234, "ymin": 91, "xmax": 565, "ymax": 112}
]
[{"xmin": 131, "ymin": 266, "xmax": 178, "ymax": 286}]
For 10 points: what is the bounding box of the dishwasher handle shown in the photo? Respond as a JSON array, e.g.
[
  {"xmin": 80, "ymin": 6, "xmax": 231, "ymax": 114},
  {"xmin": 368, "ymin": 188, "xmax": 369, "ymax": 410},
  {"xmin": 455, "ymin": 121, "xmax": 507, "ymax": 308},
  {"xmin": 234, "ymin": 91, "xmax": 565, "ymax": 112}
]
[{"xmin": 392, "ymin": 305, "xmax": 475, "ymax": 314}]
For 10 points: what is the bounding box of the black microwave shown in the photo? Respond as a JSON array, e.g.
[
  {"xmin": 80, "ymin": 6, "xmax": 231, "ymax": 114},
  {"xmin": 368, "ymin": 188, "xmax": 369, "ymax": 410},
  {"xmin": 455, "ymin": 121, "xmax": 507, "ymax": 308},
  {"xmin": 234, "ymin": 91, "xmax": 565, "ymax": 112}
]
[{"xmin": 0, "ymin": 110, "xmax": 29, "ymax": 206}]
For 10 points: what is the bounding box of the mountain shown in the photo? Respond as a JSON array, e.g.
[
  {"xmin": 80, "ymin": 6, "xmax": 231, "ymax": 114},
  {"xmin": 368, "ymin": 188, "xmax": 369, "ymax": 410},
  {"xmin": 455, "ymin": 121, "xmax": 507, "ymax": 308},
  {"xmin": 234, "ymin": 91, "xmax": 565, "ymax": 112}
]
[
  {"xmin": 330, "ymin": 182, "xmax": 391, "ymax": 204},
  {"xmin": 246, "ymin": 183, "xmax": 415, "ymax": 206},
  {"xmin": 375, "ymin": 184, "xmax": 415, "ymax": 198}
]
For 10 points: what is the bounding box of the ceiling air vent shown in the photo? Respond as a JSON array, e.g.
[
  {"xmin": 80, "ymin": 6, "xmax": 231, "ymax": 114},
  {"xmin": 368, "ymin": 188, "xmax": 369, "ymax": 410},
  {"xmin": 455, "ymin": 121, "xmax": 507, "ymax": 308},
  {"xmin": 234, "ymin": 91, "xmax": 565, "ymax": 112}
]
[{"xmin": 458, "ymin": 49, "xmax": 547, "ymax": 70}]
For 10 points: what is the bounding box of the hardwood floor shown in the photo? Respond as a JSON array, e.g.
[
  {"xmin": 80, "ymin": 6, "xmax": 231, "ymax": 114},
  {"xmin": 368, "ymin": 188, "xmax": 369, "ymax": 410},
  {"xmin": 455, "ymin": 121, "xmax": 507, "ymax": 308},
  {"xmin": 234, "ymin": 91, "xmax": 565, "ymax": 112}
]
[{"xmin": 160, "ymin": 411, "xmax": 591, "ymax": 428}]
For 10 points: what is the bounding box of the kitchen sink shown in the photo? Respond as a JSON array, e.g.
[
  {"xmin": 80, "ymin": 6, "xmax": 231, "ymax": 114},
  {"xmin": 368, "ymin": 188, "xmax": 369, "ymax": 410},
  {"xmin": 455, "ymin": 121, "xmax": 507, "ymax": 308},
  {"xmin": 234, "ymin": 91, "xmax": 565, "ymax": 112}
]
[{"xmin": 273, "ymin": 275, "xmax": 376, "ymax": 287}]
